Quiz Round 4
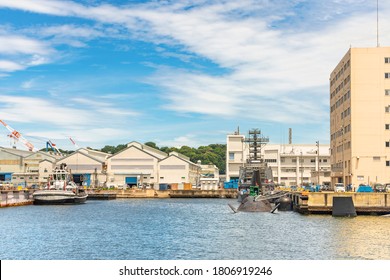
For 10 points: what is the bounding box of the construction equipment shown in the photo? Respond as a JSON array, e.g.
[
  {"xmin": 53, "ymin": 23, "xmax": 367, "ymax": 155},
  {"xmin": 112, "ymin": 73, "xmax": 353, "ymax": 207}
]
[
  {"xmin": 69, "ymin": 137, "xmax": 79, "ymax": 149},
  {"xmin": 46, "ymin": 140, "xmax": 62, "ymax": 155},
  {"xmin": 0, "ymin": 119, "xmax": 35, "ymax": 151}
]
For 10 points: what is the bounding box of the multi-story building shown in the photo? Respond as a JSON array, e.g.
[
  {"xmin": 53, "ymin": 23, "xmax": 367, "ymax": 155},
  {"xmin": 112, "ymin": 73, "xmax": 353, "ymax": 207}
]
[
  {"xmin": 330, "ymin": 47, "xmax": 390, "ymax": 187},
  {"xmin": 226, "ymin": 132, "xmax": 331, "ymax": 186}
]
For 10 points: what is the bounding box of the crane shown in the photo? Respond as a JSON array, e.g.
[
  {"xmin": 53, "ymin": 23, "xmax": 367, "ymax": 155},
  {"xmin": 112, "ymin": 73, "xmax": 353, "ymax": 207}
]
[
  {"xmin": 69, "ymin": 137, "xmax": 79, "ymax": 149},
  {"xmin": 0, "ymin": 119, "xmax": 36, "ymax": 151},
  {"xmin": 46, "ymin": 140, "xmax": 62, "ymax": 155}
]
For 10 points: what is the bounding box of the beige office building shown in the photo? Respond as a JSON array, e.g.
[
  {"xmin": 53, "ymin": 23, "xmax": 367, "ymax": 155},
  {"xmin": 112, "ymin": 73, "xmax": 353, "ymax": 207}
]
[
  {"xmin": 226, "ymin": 133, "xmax": 331, "ymax": 186},
  {"xmin": 330, "ymin": 47, "xmax": 390, "ymax": 187}
]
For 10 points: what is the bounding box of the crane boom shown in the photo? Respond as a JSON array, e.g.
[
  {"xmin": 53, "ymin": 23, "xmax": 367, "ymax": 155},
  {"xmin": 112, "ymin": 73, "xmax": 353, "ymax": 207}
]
[
  {"xmin": 0, "ymin": 120, "xmax": 35, "ymax": 151},
  {"xmin": 69, "ymin": 137, "xmax": 79, "ymax": 148},
  {"xmin": 46, "ymin": 140, "xmax": 62, "ymax": 154}
]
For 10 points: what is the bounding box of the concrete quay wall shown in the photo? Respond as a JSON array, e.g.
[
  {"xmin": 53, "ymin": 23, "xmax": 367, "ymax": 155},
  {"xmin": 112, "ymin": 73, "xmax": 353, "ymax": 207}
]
[
  {"xmin": 89, "ymin": 188, "xmax": 238, "ymax": 199},
  {"xmin": 0, "ymin": 190, "xmax": 33, "ymax": 207},
  {"xmin": 292, "ymin": 191, "xmax": 390, "ymax": 214}
]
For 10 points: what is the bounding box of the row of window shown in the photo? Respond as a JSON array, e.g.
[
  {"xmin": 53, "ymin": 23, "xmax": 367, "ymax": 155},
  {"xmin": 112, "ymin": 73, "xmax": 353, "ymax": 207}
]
[
  {"xmin": 333, "ymin": 161, "xmax": 390, "ymax": 168},
  {"xmin": 12, "ymin": 176, "xmax": 39, "ymax": 180},
  {"xmin": 341, "ymin": 107, "xmax": 351, "ymax": 119},
  {"xmin": 331, "ymin": 141, "xmax": 351, "ymax": 154},
  {"xmin": 385, "ymin": 57, "xmax": 390, "ymax": 63},
  {"xmin": 331, "ymin": 75, "xmax": 351, "ymax": 99},
  {"xmin": 331, "ymin": 124, "xmax": 350, "ymax": 141},
  {"xmin": 330, "ymin": 60, "xmax": 350, "ymax": 87},
  {"xmin": 330, "ymin": 90, "xmax": 350, "ymax": 112}
]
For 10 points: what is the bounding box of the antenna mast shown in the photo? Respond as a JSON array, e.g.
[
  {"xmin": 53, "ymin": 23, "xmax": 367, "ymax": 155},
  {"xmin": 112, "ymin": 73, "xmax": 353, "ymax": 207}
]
[{"xmin": 377, "ymin": 0, "xmax": 379, "ymax": 47}]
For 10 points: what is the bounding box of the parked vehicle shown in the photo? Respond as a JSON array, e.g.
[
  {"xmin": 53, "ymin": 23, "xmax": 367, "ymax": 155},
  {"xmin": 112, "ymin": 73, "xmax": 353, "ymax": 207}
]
[
  {"xmin": 357, "ymin": 184, "xmax": 373, "ymax": 192},
  {"xmin": 334, "ymin": 183, "xmax": 345, "ymax": 192},
  {"xmin": 373, "ymin": 183, "xmax": 385, "ymax": 192}
]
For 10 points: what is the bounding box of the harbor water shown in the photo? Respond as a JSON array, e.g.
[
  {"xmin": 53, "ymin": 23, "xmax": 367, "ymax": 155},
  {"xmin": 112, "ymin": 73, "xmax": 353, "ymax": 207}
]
[{"xmin": 1, "ymin": 198, "xmax": 390, "ymax": 260}]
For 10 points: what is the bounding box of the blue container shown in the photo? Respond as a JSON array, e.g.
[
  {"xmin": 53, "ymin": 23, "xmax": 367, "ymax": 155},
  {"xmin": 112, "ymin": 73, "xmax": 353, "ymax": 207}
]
[{"xmin": 159, "ymin": 184, "xmax": 169, "ymax": 190}]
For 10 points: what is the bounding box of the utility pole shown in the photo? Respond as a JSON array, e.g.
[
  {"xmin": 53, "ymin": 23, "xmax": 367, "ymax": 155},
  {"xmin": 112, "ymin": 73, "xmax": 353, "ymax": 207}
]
[
  {"xmin": 316, "ymin": 141, "xmax": 320, "ymax": 185},
  {"xmin": 300, "ymin": 152, "xmax": 303, "ymax": 187}
]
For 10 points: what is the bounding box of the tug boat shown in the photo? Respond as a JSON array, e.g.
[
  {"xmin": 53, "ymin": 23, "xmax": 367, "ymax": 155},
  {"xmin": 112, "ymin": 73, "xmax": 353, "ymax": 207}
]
[{"xmin": 33, "ymin": 164, "xmax": 87, "ymax": 205}]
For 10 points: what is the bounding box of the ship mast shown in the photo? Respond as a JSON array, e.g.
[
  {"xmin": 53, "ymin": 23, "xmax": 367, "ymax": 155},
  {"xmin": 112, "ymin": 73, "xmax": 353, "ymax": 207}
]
[{"xmin": 243, "ymin": 128, "xmax": 269, "ymax": 162}]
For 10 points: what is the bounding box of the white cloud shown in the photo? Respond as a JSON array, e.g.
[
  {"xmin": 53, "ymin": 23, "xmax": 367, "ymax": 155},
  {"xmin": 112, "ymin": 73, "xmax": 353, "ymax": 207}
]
[
  {"xmin": 1, "ymin": 0, "xmax": 390, "ymax": 144},
  {"xmin": 0, "ymin": 34, "xmax": 55, "ymax": 74},
  {"xmin": 0, "ymin": 60, "xmax": 24, "ymax": 72}
]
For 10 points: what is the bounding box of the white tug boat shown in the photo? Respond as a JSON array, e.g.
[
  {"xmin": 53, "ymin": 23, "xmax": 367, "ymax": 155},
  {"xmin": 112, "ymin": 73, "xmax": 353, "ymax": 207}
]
[{"xmin": 33, "ymin": 164, "xmax": 88, "ymax": 205}]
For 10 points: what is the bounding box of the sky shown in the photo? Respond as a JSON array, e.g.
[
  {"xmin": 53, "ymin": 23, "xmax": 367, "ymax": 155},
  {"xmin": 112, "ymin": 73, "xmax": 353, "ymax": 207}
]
[{"xmin": 0, "ymin": 0, "xmax": 389, "ymax": 151}]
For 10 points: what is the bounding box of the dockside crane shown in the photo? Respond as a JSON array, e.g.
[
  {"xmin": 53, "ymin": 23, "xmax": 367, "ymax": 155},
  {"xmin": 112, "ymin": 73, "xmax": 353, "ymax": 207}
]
[
  {"xmin": 0, "ymin": 119, "xmax": 36, "ymax": 151},
  {"xmin": 69, "ymin": 137, "xmax": 79, "ymax": 149},
  {"xmin": 46, "ymin": 140, "xmax": 62, "ymax": 155}
]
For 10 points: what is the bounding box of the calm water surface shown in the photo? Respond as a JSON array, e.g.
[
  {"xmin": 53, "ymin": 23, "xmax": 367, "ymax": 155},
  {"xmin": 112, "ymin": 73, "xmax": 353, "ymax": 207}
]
[{"xmin": 1, "ymin": 199, "xmax": 390, "ymax": 260}]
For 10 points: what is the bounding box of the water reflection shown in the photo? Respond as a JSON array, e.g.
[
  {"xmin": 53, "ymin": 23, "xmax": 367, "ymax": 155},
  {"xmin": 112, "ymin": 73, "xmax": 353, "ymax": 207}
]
[{"xmin": 1, "ymin": 199, "xmax": 390, "ymax": 260}]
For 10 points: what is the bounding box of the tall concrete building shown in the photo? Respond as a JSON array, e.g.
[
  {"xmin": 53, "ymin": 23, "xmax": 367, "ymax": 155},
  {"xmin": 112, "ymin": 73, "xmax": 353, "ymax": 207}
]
[{"xmin": 330, "ymin": 47, "xmax": 390, "ymax": 187}]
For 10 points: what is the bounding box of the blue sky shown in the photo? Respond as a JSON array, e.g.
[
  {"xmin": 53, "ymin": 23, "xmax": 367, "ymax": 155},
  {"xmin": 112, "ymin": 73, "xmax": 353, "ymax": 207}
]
[{"xmin": 0, "ymin": 0, "xmax": 389, "ymax": 151}]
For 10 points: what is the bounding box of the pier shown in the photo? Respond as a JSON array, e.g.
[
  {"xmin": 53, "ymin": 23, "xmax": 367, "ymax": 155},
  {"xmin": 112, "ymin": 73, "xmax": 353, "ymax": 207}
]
[{"xmin": 290, "ymin": 191, "xmax": 390, "ymax": 215}]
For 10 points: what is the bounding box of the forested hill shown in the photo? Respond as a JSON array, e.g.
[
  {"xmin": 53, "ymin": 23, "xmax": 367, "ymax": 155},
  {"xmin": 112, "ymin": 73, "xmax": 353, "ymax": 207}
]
[{"xmin": 99, "ymin": 142, "xmax": 226, "ymax": 174}]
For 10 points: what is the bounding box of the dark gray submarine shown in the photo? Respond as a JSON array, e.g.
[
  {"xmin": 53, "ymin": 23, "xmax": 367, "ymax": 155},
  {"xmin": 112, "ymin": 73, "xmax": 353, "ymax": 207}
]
[{"xmin": 228, "ymin": 170, "xmax": 292, "ymax": 213}]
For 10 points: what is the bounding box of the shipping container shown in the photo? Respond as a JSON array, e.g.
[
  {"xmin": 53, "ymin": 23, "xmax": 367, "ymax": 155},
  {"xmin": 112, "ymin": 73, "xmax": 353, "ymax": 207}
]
[
  {"xmin": 159, "ymin": 183, "xmax": 169, "ymax": 190},
  {"xmin": 171, "ymin": 183, "xmax": 179, "ymax": 190},
  {"xmin": 183, "ymin": 183, "xmax": 192, "ymax": 190}
]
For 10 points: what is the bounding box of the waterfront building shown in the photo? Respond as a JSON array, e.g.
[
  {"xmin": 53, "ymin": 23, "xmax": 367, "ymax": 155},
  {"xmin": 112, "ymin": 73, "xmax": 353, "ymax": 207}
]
[
  {"xmin": 1, "ymin": 142, "xmax": 205, "ymax": 190},
  {"xmin": 56, "ymin": 148, "xmax": 109, "ymax": 187},
  {"xmin": 225, "ymin": 132, "xmax": 245, "ymax": 182},
  {"xmin": 0, "ymin": 147, "xmax": 59, "ymax": 187},
  {"xmin": 106, "ymin": 141, "xmax": 165, "ymax": 189},
  {"xmin": 226, "ymin": 132, "xmax": 331, "ymax": 186},
  {"xmin": 330, "ymin": 47, "xmax": 390, "ymax": 187},
  {"xmin": 159, "ymin": 152, "xmax": 201, "ymax": 187}
]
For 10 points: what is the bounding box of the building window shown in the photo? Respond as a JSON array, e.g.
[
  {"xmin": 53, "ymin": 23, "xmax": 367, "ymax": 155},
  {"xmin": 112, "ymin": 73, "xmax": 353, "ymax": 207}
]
[
  {"xmin": 229, "ymin": 152, "xmax": 234, "ymax": 160},
  {"xmin": 385, "ymin": 73, "xmax": 390, "ymax": 79},
  {"xmin": 386, "ymin": 90, "xmax": 390, "ymax": 96},
  {"xmin": 373, "ymin": 157, "xmax": 381, "ymax": 161},
  {"xmin": 265, "ymin": 159, "xmax": 277, "ymax": 163},
  {"xmin": 387, "ymin": 161, "xmax": 390, "ymax": 167},
  {"xmin": 387, "ymin": 142, "xmax": 390, "ymax": 148},
  {"xmin": 386, "ymin": 106, "xmax": 390, "ymax": 113},
  {"xmin": 385, "ymin": 57, "xmax": 390, "ymax": 63},
  {"xmin": 386, "ymin": 124, "xmax": 390, "ymax": 130}
]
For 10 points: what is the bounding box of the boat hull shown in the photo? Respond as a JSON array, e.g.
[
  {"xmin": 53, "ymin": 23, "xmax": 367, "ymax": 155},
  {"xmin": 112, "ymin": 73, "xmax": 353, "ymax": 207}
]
[{"xmin": 32, "ymin": 190, "xmax": 87, "ymax": 205}]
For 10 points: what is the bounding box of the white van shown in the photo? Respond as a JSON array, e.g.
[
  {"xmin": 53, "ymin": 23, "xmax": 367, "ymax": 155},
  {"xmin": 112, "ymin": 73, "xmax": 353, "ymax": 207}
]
[{"xmin": 335, "ymin": 183, "xmax": 345, "ymax": 192}]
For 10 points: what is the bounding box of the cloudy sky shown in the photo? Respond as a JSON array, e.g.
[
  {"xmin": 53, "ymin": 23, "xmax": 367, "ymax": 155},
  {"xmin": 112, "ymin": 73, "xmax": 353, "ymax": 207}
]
[{"xmin": 0, "ymin": 0, "xmax": 389, "ymax": 151}]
